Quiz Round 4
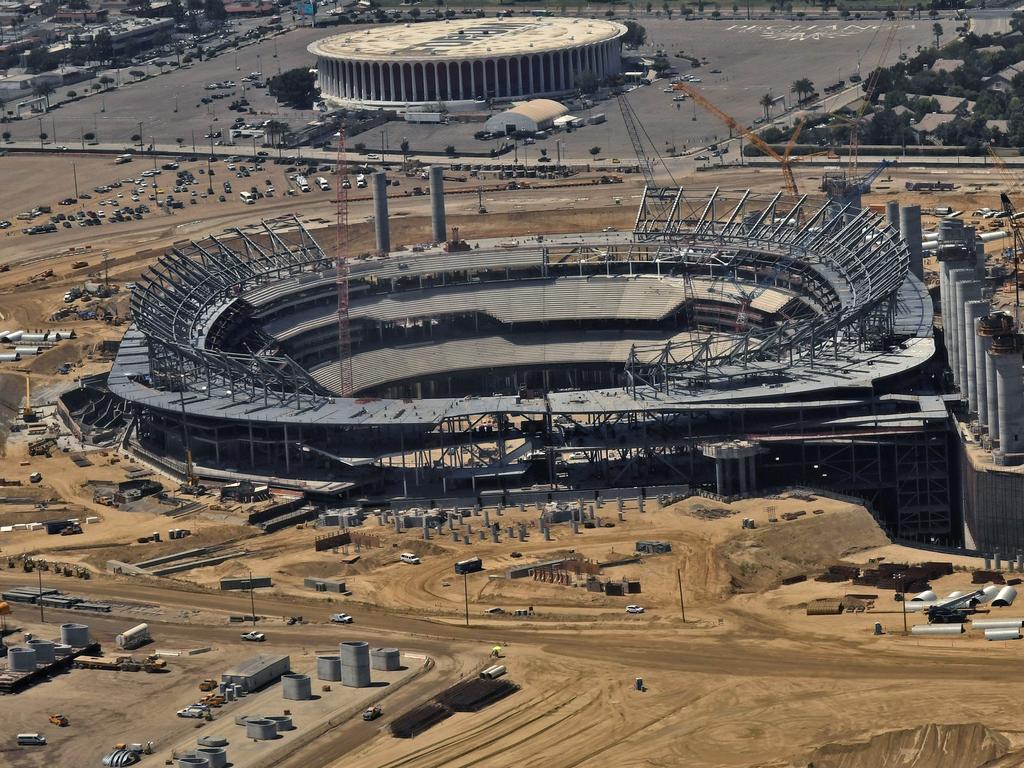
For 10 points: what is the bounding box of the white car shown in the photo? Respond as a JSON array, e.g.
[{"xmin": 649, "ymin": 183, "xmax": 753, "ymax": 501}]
[
  {"xmin": 625, "ymin": 605, "xmax": 645, "ymax": 614},
  {"xmin": 329, "ymin": 613, "xmax": 353, "ymax": 624},
  {"xmin": 366, "ymin": 153, "xmax": 381, "ymax": 160},
  {"xmin": 241, "ymin": 631, "xmax": 266, "ymax": 642},
  {"xmin": 176, "ymin": 707, "xmax": 205, "ymax": 718}
]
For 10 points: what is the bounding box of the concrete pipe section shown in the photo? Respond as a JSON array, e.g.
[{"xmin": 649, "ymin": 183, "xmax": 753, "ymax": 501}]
[
  {"xmin": 52, "ymin": 644, "xmax": 72, "ymax": 658},
  {"xmin": 317, "ymin": 655, "xmax": 343, "ymax": 681},
  {"xmin": 971, "ymin": 618, "xmax": 1024, "ymax": 629},
  {"xmin": 266, "ymin": 715, "xmax": 294, "ymax": 732},
  {"xmin": 60, "ymin": 623, "xmax": 90, "ymax": 647},
  {"xmin": 8, "ymin": 647, "xmax": 37, "ymax": 672},
  {"xmin": 282, "ymin": 673, "xmax": 312, "ymax": 701},
  {"xmin": 370, "ymin": 648, "xmax": 401, "ymax": 671},
  {"xmin": 245, "ymin": 719, "xmax": 279, "ymax": 741},
  {"xmin": 196, "ymin": 748, "xmax": 227, "ymax": 768},
  {"xmin": 985, "ymin": 627, "xmax": 1021, "ymax": 641},
  {"xmin": 341, "ymin": 641, "xmax": 372, "ymax": 688},
  {"xmin": 176, "ymin": 758, "xmax": 210, "ymax": 768},
  {"xmin": 26, "ymin": 639, "xmax": 56, "ymax": 664},
  {"xmin": 910, "ymin": 624, "xmax": 964, "ymax": 636}
]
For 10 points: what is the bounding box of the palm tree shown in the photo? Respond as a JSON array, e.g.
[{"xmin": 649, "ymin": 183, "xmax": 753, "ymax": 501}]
[
  {"xmin": 759, "ymin": 92, "xmax": 774, "ymax": 120},
  {"xmin": 791, "ymin": 78, "xmax": 814, "ymax": 103},
  {"xmin": 932, "ymin": 22, "xmax": 943, "ymax": 48},
  {"xmin": 32, "ymin": 82, "xmax": 54, "ymax": 109}
]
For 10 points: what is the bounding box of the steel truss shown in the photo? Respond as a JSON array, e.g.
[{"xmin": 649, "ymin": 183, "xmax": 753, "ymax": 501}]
[
  {"xmin": 625, "ymin": 188, "xmax": 908, "ymax": 393},
  {"xmin": 131, "ymin": 216, "xmax": 334, "ymax": 408}
]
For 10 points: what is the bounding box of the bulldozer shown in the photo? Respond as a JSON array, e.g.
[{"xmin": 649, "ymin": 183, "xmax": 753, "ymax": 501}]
[
  {"xmin": 48, "ymin": 714, "xmax": 69, "ymax": 727},
  {"xmin": 142, "ymin": 654, "xmax": 167, "ymax": 673}
]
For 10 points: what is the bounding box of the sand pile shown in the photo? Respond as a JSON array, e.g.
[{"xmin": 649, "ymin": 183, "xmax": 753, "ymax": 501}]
[{"xmin": 800, "ymin": 723, "xmax": 1011, "ymax": 768}]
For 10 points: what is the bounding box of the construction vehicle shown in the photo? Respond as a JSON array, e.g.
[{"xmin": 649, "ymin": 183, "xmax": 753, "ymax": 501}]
[
  {"xmin": 28, "ymin": 437, "xmax": 57, "ymax": 457},
  {"xmin": 59, "ymin": 524, "xmax": 83, "ymax": 536},
  {"xmin": 142, "ymin": 654, "xmax": 167, "ymax": 673},
  {"xmin": 199, "ymin": 679, "xmax": 218, "ymax": 692},
  {"xmin": 927, "ymin": 589, "xmax": 986, "ymax": 624},
  {"xmin": 48, "ymin": 714, "xmax": 69, "ymax": 727}
]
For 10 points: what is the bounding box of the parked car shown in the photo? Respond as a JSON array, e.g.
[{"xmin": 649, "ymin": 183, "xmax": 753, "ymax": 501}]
[
  {"xmin": 329, "ymin": 613, "xmax": 353, "ymax": 624},
  {"xmin": 362, "ymin": 704, "xmax": 383, "ymax": 721},
  {"xmin": 241, "ymin": 631, "xmax": 266, "ymax": 642},
  {"xmin": 625, "ymin": 605, "xmax": 645, "ymax": 614}
]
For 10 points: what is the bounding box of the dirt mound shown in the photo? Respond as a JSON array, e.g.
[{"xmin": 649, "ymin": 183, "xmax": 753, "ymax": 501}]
[
  {"xmin": 800, "ymin": 723, "xmax": 1011, "ymax": 768},
  {"xmin": 719, "ymin": 505, "xmax": 889, "ymax": 592}
]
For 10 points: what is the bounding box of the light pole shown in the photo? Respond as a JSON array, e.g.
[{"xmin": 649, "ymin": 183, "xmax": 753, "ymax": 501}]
[
  {"xmin": 137, "ymin": 120, "xmax": 143, "ymax": 153},
  {"xmin": 897, "ymin": 572, "xmax": 907, "ymax": 633},
  {"xmin": 37, "ymin": 116, "xmax": 43, "ymax": 148},
  {"xmin": 463, "ymin": 572, "xmax": 469, "ymax": 627}
]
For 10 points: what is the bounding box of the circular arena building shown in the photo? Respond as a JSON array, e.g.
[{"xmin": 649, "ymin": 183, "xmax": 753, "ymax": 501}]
[
  {"xmin": 308, "ymin": 17, "xmax": 626, "ymax": 108},
  {"xmin": 91, "ymin": 188, "xmax": 954, "ymax": 542}
]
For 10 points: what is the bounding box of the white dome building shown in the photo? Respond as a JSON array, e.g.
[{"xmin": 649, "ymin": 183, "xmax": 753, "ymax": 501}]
[{"xmin": 308, "ymin": 17, "xmax": 626, "ymax": 110}]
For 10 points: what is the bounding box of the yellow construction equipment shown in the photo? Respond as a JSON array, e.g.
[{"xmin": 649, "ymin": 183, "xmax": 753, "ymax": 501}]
[
  {"xmin": 22, "ymin": 375, "xmax": 35, "ymax": 422},
  {"xmin": 199, "ymin": 678, "xmax": 218, "ymax": 692},
  {"xmin": 48, "ymin": 714, "xmax": 69, "ymax": 727},
  {"xmin": 673, "ymin": 83, "xmax": 825, "ymax": 196}
]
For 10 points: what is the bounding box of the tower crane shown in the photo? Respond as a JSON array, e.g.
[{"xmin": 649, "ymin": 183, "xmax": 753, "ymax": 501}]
[{"xmin": 673, "ymin": 83, "xmax": 824, "ymax": 196}]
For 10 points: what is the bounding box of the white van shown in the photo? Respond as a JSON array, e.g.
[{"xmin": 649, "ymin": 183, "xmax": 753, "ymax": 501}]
[
  {"xmin": 17, "ymin": 733, "xmax": 46, "ymax": 745},
  {"xmin": 316, "ymin": 176, "xmax": 330, "ymax": 191},
  {"xmin": 115, "ymin": 154, "xmax": 133, "ymax": 164},
  {"xmin": 355, "ymin": 173, "xmax": 367, "ymax": 189},
  {"xmin": 400, "ymin": 552, "xmax": 421, "ymax": 565},
  {"xmin": 239, "ymin": 191, "xmax": 255, "ymax": 205}
]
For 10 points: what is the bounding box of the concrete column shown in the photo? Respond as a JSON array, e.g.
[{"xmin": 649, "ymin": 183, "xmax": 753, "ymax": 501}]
[
  {"xmin": 470, "ymin": 61, "xmax": 476, "ymax": 99},
  {"xmin": 900, "ymin": 205, "xmax": 923, "ymax": 281},
  {"xmin": 399, "ymin": 63, "xmax": 406, "ymax": 102},
  {"xmin": 976, "ymin": 316, "xmax": 992, "ymax": 428},
  {"xmin": 714, "ymin": 459, "xmax": 724, "ymax": 495},
  {"xmin": 886, "ymin": 200, "xmax": 900, "ymax": 232},
  {"xmin": 420, "ymin": 63, "xmax": 429, "ymax": 101},
  {"xmin": 429, "ymin": 165, "xmax": 446, "ymax": 243},
  {"xmin": 371, "ymin": 172, "xmax": 390, "ymax": 254},
  {"xmin": 947, "ymin": 268, "xmax": 974, "ymax": 389},
  {"xmin": 737, "ymin": 457, "xmax": 748, "ymax": 495},
  {"xmin": 964, "ymin": 300, "xmax": 988, "ymax": 416},
  {"xmin": 987, "ymin": 341, "xmax": 1001, "ymax": 443},
  {"xmin": 955, "ymin": 279, "xmax": 982, "ymax": 399},
  {"xmin": 747, "ymin": 454, "xmax": 756, "ymax": 492},
  {"xmin": 994, "ymin": 344, "xmax": 1024, "ymax": 456}
]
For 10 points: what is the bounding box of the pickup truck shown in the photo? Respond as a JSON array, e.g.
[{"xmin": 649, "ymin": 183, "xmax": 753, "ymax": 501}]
[{"xmin": 241, "ymin": 631, "xmax": 265, "ymax": 642}]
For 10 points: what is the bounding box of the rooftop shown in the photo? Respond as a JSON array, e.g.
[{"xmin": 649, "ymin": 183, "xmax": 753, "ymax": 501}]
[{"xmin": 307, "ymin": 17, "xmax": 626, "ymax": 62}]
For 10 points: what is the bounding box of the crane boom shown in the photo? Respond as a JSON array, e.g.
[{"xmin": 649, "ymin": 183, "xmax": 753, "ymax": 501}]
[
  {"xmin": 618, "ymin": 93, "xmax": 654, "ymax": 188},
  {"xmin": 674, "ymin": 82, "xmax": 800, "ymax": 196}
]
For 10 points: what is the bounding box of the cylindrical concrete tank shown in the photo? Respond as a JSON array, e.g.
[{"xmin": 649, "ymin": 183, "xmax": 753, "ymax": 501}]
[
  {"xmin": 985, "ymin": 627, "xmax": 1021, "ymax": 641},
  {"xmin": 991, "ymin": 334, "xmax": 1024, "ymax": 457},
  {"xmin": 245, "ymin": 719, "xmax": 278, "ymax": 740},
  {"xmin": 371, "ymin": 171, "xmax": 390, "ymax": 254},
  {"xmin": 266, "ymin": 715, "xmax": 294, "ymax": 732},
  {"xmin": 910, "ymin": 590, "xmax": 937, "ymax": 602},
  {"xmin": 196, "ymin": 748, "xmax": 227, "ymax": 768},
  {"xmin": 964, "ymin": 299, "xmax": 989, "ymax": 414},
  {"xmin": 52, "ymin": 644, "xmax": 72, "ymax": 658},
  {"xmin": 8, "ymin": 647, "xmax": 37, "ymax": 672},
  {"xmin": 317, "ymin": 655, "xmax": 343, "ymax": 681},
  {"xmin": 340, "ymin": 640, "xmax": 372, "ymax": 687},
  {"xmin": 197, "ymin": 735, "xmax": 228, "ymax": 748},
  {"xmin": 282, "ymin": 673, "xmax": 312, "ymax": 700},
  {"xmin": 176, "ymin": 758, "xmax": 209, "ymax": 768},
  {"xmin": 886, "ymin": 200, "xmax": 900, "ymax": 232},
  {"xmin": 429, "ymin": 165, "xmax": 446, "ymax": 243},
  {"xmin": 27, "ymin": 639, "xmax": 56, "ymax": 663},
  {"xmin": 910, "ymin": 624, "xmax": 964, "ymax": 636},
  {"xmin": 993, "ymin": 585, "xmax": 1018, "ymax": 607},
  {"xmin": 60, "ymin": 623, "xmax": 90, "ymax": 647},
  {"xmin": 370, "ymin": 647, "xmax": 401, "ymax": 671}
]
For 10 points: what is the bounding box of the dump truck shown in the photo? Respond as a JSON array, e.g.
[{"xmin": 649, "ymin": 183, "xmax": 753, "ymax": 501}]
[
  {"xmin": 199, "ymin": 679, "xmax": 218, "ymax": 692},
  {"xmin": 48, "ymin": 714, "xmax": 68, "ymax": 727}
]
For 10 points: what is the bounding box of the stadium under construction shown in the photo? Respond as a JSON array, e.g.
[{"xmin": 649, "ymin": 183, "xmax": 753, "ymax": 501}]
[{"xmin": 68, "ymin": 182, "xmax": 1004, "ymax": 547}]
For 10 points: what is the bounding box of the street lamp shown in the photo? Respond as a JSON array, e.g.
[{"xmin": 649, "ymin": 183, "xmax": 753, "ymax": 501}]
[{"xmin": 896, "ymin": 572, "xmax": 908, "ymax": 633}]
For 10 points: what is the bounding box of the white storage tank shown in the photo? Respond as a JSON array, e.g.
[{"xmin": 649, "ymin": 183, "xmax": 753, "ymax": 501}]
[
  {"xmin": 317, "ymin": 655, "xmax": 342, "ymax": 681},
  {"xmin": 60, "ymin": 623, "xmax": 90, "ymax": 647},
  {"xmin": 282, "ymin": 673, "xmax": 312, "ymax": 700},
  {"xmin": 370, "ymin": 647, "xmax": 401, "ymax": 671},
  {"xmin": 27, "ymin": 639, "xmax": 56, "ymax": 663},
  {"xmin": 245, "ymin": 719, "xmax": 277, "ymax": 740},
  {"xmin": 8, "ymin": 647, "xmax": 37, "ymax": 672}
]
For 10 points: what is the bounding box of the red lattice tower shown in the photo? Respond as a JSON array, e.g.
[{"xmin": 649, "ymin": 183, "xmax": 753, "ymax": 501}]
[{"xmin": 335, "ymin": 127, "xmax": 353, "ymax": 396}]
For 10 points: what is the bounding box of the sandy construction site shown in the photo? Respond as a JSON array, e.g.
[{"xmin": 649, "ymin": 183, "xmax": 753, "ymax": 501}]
[{"xmin": 3, "ymin": 148, "xmax": 1024, "ymax": 767}]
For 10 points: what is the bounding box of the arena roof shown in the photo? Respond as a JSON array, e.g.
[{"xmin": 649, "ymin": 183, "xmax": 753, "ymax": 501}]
[{"xmin": 307, "ymin": 18, "xmax": 626, "ymax": 62}]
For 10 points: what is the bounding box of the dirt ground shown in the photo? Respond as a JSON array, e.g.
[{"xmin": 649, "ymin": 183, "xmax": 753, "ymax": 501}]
[{"xmin": 2, "ymin": 151, "xmax": 1022, "ymax": 767}]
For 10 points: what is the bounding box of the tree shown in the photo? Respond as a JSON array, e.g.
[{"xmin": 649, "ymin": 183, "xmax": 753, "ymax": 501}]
[
  {"xmin": 589, "ymin": 146, "xmax": 601, "ymax": 156},
  {"xmin": 622, "ymin": 20, "xmax": 647, "ymax": 48},
  {"xmin": 932, "ymin": 22, "xmax": 943, "ymax": 47},
  {"xmin": 400, "ymin": 138, "xmax": 410, "ymax": 158},
  {"xmin": 204, "ymin": 0, "xmax": 227, "ymax": 20},
  {"xmin": 83, "ymin": 132, "xmax": 95, "ymax": 141},
  {"xmin": 409, "ymin": 7, "xmax": 421, "ymax": 18},
  {"xmin": 2, "ymin": 131, "xmax": 10, "ymax": 142},
  {"xmin": 265, "ymin": 119, "xmax": 289, "ymax": 146},
  {"xmin": 760, "ymin": 92, "xmax": 774, "ymax": 120},
  {"xmin": 445, "ymin": 144, "xmax": 456, "ymax": 155},
  {"xmin": 92, "ymin": 30, "xmax": 114, "ymax": 64},
  {"xmin": 176, "ymin": 137, "xmax": 184, "ymax": 147},
  {"xmin": 575, "ymin": 71, "xmax": 599, "ymax": 94},
  {"xmin": 66, "ymin": 90, "xmax": 77, "ymax": 98},
  {"xmin": 131, "ymin": 133, "xmax": 141, "ymax": 142},
  {"xmin": 1012, "ymin": 11, "xmax": 1024, "ymax": 35},
  {"xmin": 791, "ymin": 78, "xmax": 814, "ymax": 103},
  {"xmin": 99, "ymin": 75, "xmax": 114, "ymax": 89},
  {"xmin": 267, "ymin": 68, "xmax": 317, "ymax": 110},
  {"xmin": 26, "ymin": 45, "xmax": 57, "ymax": 74},
  {"xmin": 33, "ymin": 82, "xmax": 54, "ymax": 108}
]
